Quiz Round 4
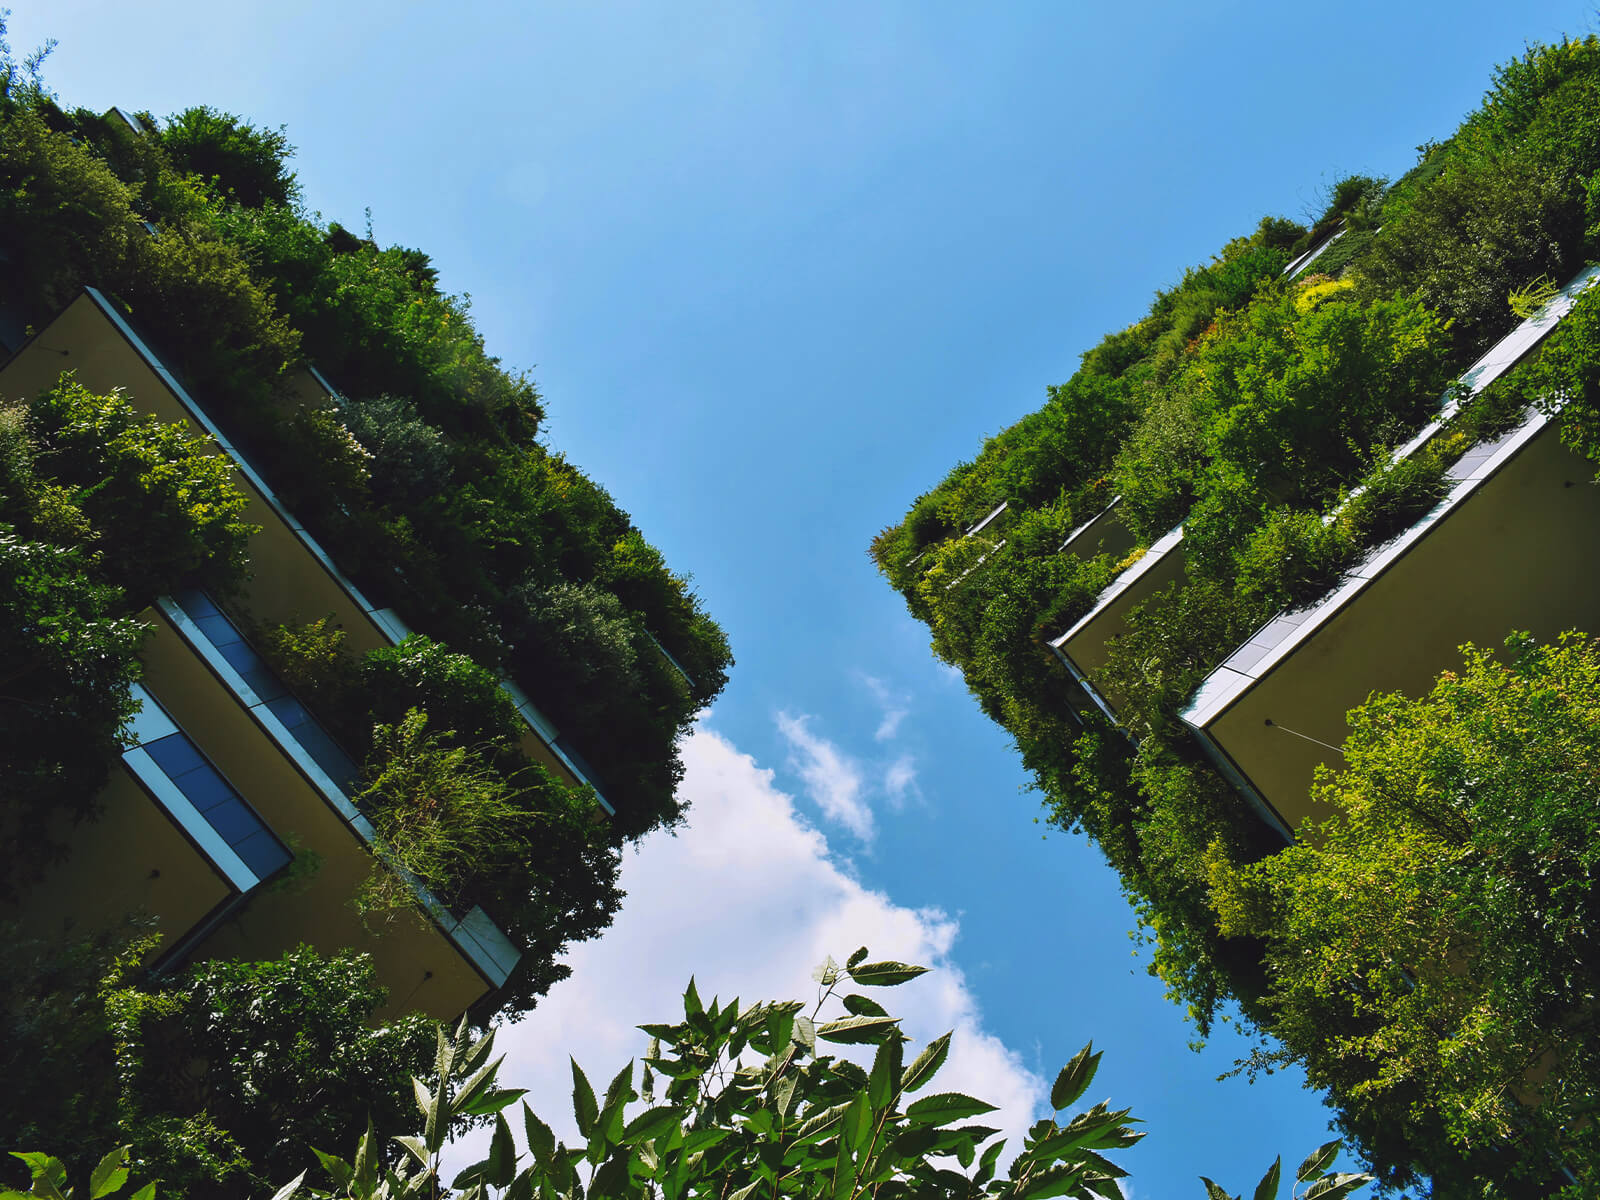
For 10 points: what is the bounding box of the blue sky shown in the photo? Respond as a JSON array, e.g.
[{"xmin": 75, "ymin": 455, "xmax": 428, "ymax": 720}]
[{"xmin": 15, "ymin": 1, "xmax": 1597, "ymax": 1192}]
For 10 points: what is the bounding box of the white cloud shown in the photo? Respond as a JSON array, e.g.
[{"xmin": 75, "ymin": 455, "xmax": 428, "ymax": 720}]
[
  {"xmin": 884, "ymin": 753, "xmax": 919, "ymax": 810},
  {"xmin": 776, "ymin": 710, "xmax": 875, "ymax": 842},
  {"xmin": 860, "ymin": 673, "xmax": 910, "ymax": 742},
  {"xmin": 457, "ymin": 722, "xmax": 1045, "ymax": 1174}
]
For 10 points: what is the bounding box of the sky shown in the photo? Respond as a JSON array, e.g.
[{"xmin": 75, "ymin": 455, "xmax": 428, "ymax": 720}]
[{"xmin": 13, "ymin": 1, "xmax": 1598, "ymax": 1193}]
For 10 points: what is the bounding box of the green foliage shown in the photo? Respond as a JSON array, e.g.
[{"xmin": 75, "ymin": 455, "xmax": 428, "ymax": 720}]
[
  {"xmin": 1211, "ymin": 634, "xmax": 1600, "ymax": 1194},
  {"xmin": 24, "ymin": 376, "xmax": 256, "ymax": 598},
  {"xmin": 5, "ymin": 1146, "xmax": 156, "ymax": 1200},
  {"xmin": 277, "ymin": 951, "xmax": 1148, "ymax": 1200},
  {"xmin": 354, "ymin": 709, "xmax": 549, "ymax": 915},
  {"xmin": 160, "ymin": 106, "xmax": 298, "ymax": 208},
  {"xmin": 105, "ymin": 948, "xmax": 436, "ymax": 1199},
  {"xmin": 872, "ymin": 28, "xmax": 1600, "ymax": 1189},
  {"xmin": 0, "ymin": 53, "xmax": 731, "ymax": 848}
]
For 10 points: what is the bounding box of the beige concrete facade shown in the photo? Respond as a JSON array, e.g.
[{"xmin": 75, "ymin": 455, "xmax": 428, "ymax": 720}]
[{"xmin": 1186, "ymin": 416, "xmax": 1600, "ymax": 834}]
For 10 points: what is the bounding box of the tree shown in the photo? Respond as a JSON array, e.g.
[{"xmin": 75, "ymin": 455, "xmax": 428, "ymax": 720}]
[
  {"xmin": 160, "ymin": 106, "xmax": 298, "ymax": 208},
  {"xmin": 105, "ymin": 948, "xmax": 436, "ymax": 1199},
  {"xmin": 1210, "ymin": 633, "xmax": 1600, "ymax": 1194}
]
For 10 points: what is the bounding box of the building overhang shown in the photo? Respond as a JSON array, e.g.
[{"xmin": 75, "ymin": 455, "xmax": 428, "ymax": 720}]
[
  {"xmin": 1048, "ymin": 524, "xmax": 1186, "ymax": 716},
  {"xmin": 1181, "ymin": 409, "xmax": 1600, "ymax": 834},
  {"xmin": 1179, "ymin": 264, "xmax": 1600, "ymax": 836}
]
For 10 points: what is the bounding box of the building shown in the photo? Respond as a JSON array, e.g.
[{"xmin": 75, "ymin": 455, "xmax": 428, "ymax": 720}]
[
  {"xmin": 1049, "ymin": 265, "xmax": 1600, "ymax": 840},
  {"xmin": 1, "ymin": 287, "xmax": 614, "ymax": 1019}
]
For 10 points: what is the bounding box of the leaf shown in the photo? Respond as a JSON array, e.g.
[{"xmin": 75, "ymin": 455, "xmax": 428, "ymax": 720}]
[
  {"xmin": 127, "ymin": 1185, "xmax": 157, "ymax": 1200},
  {"xmin": 622, "ymin": 1105, "xmax": 687, "ymax": 1144},
  {"xmin": 975, "ymin": 1137, "xmax": 1005, "ymax": 1186},
  {"xmin": 394, "ymin": 1136, "xmax": 430, "ymax": 1168},
  {"xmin": 1296, "ymin": 1140, "xmax": 1342, "ymax": 1184},
  {"xmin": 459, "ymin": 1087, "xmax": 529, "ymax": 1116},
  {"xmin": 847, "ymin": 946, "xmax": 870, "ymax": 968},
  {"xmin": 1253, "ymin": 1156, "xmax": 1281, "ymax": 1200},
  {"xmin": 571, "ymin": 1058, "xmax": 599, "ymax": 1138},
  {"xmin": 900, "ymin": 1030, "xmax": 951, "ymax": 1094},
  {"xmin": 1303, "ymin": 1174, "xmax": 1373, "ymax": 1200},
  {"xmin": 90, "ymin": 1146, "xmax": 130, "ymax": 1199},
  {"xmin": 1016, "ymin": 1163, "xmax": 1086, "ymax": 1200},
  {"xmin": 794, "ymin": 1014, "xmax": 817, "ymax": 1052},
  {"xmin": 486, "ymin": 1113, "xmax": 517, "ymax": 1188},
  {"xmin": 868, "ymin": 1036, "xmax": 903, "ymax": 1109},
  {"xmin": 904, "ymin": 1092, "xmax": 999, "ymax": 1127},
  {"xmin": 843, "ymin": 1093, "xmax": 873, "ymax": 1156},
  {"xmin": 1050, "ymin": 1043, "xmax": 1102, "ymax": 1111},
  {"xmin": 313, "ymin": 1148, "xmax": 354, "ymax": 1189},
  {"xmin": 1200, "ymin": 1179, "xmax": 1236, "ymax": 1200},
  {"xmin": 683, "ymin": 977, "xmax": 703, "ymax": 1017},
  {"xmin": 523, "ymin": 1102, "xmax": 556, "ymax": 1162},
  {"xmin": 841, "ymin": 993, "xmax": 889, "ymax": 1018},
  {"xmin": 11, "ymin": 1155, "xmax": 66, "ymax": 1192},
  {"xmin": 268, "ymin": 1174, "xmax": 306, "ymax": 1200},
  {"xmin": 817, "ymin": 1014, "xmax": 900, "ymax": 1044},
  {"xmin": 845, "ymin": 960, "xmax": 928, "ymax": 986}
]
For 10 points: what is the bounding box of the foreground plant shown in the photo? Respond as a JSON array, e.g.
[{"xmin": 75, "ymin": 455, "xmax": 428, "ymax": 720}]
[{"xmin": 279, "ymin": 951, "xmax": 1367, "ymax": 1200}]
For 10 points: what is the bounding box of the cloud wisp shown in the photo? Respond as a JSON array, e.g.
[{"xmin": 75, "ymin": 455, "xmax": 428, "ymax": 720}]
[
  {"xmin": 468, "ymin": 722, "xmax": 1045, "ymax": 1171},
  {"xmin": 861, "ymin": 672, "xmax": 911, "ymax": 742},
  {"xmin": 776, "ymin": 710, "xmax": 876, "ymax": 842}
]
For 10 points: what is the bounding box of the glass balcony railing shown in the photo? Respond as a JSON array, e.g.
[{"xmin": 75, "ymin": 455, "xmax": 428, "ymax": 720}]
[
  {"xmin": 171, "ymin": 587, "xmax": 361, "ymax": 793},
  {"xmin": 123, "ymin": 684, "xmax": 294, "ymax": 890}
]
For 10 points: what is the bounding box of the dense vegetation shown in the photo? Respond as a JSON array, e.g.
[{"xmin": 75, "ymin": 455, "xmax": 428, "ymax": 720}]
[
  {"xmin": 0, "ymin": 377, "xmax": 252, "ymax": 888},
  {"xmin": 10, "ymin": 948, "xmax": 1375, "ymax": 1200},
  {"xmin": 0, "ymin": 16, "xmax": 733, "ymax": 1020},
  {"xmin": 873, "ymin": 32, "xmax": 1600, "ymax": 1195}
]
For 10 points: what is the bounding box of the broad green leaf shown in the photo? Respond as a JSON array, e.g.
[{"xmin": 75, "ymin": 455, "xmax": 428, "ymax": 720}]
[
  {"xmin": 843, "ymin": 1093, "xmax": 873, "ymax": 1156},
  {"xmin": 774, "ymin": 1070, "xmax": 798, "ymax": 1122},
  {"xmin": 313, "ymin": 1148, "xmax": 354, "ymax": 1188},
  {"xmin": 684, "ymin": 1128, "xmax": 732, "ymax": 1155},
  {"xmin": 976, "ymin": 1137, "xmax": 1005, "ymax": 1186},
  {"xmin": 1253, "ymin": 1156, "xmax": 1281, "ymax": 1200},
  {"xmin": 89, "ymin": 1146, "xmax": 130, "ymax": 1199},
  {"xmin": 684, "ymin": 977, "xmax": 703, "ymax": 1018},
  {"xmin": 1050, "ymin": 1043, "xmax": 1102, "ymax": 1112},
  {"xmin": 1200, "ymin": 1179, "xmax": 1235, "ymax": 1200},
  {"xmin": 817, "ymin": 1014, "xmax": 899, "ymax": 1044},
  {"xmin": 394, "ymin": 1136, "xmax": 430, "ymax": 1168},
  {"xmin": 846, "ymin": 947, "xmax": 870, "ymax": 968},
  {"xmin": 842, "ymin": 993, "xmax": 889, "ymax": 1018},
  {"xmin": 846, "ymin": 960, "xmax": 928, "ymax": 987},
  {"xmin": 1296, "ymin": 1140, "xmax": 1342, "ymax": 1183},
  {"xmin": 128, "ymin": 1184, "xmax": 157, "ymax": 1200},
  {"xmin": 623, "ymin": 1105, "xmax": 688, "ymax": 1144},
  {"xmin": 11, "ymin": 1155, "xmax": 66, "ymax": 1192},
  {"xmin": 487, "ymin": 1113, "xmax": 517, "ymax": 1188},
  {"xmin": 459, "ymin": 1087, "xmax": 529, "ymax": 1116},
  {"xmin": 728, "ymin": 1183, "xmax": 762, "ymax": 1200},
  {"xmin": 523, "ymin": 1103, "xmax": 556, "ymax": 1162},
  {"xmin": 268, "ymin": 1173, "xmax": 305, "ymax": 1200},
  {"xmin": 868, "ymin": 1036, "xmax": 903, "ymax": 1109},
  {"xmin": 1303, "ymin": 1173, "xmax": 1372, "ymax": 1200},
  {"xmin": 794, "ymin": 1014, "xmax": 817, "ymax": 1052},
  {"xmin": 904, "ymin": 1091, "xmax": 999, "ymax": 1127},
  {"xmin": 791, "ymin": 1099, "xmax": 856, "ymax": 1148},
  {"xmin": 571, "ymin": 1058, "xmax": 599, "ymax": 1138},
  {"xmin": 900, "ymin": 1031, "xmax": 951, "ymax": 1094},
  {"xmin": 1016, "ymin": 1163, "xmax": 1086, "ymax": 1200}
]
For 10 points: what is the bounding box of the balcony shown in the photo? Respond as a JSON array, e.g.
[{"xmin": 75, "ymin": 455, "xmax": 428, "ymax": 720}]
[{"xmin": 1180, "ymin": 266, "xmax": 1600, "ymax": 837}]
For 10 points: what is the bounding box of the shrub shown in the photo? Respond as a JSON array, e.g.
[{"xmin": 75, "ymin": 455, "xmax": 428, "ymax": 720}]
[
  {"xmin": 160, "ymin": 106, "xmax": 298, "ymax": 208},
  {"xmin": 26, "ymin": 376, "xmax": 256, "ymax": 599}
]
